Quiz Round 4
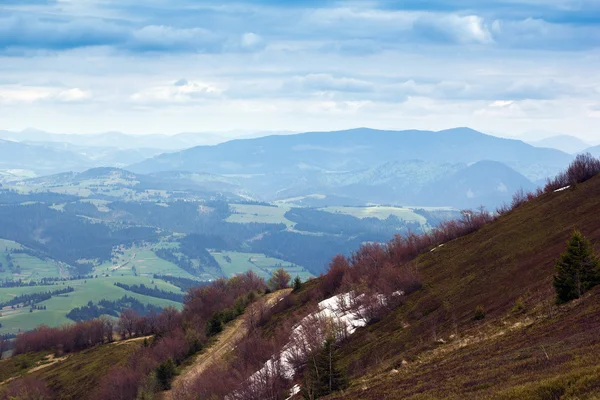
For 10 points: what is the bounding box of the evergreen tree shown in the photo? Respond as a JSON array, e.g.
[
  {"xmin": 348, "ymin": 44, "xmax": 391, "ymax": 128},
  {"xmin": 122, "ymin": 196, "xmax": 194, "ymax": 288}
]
[
  {"xmin": 553, "ymin": 230, "xmax": 600, "ymax": 303},
  {"xmin": 155, "ymin": 358, "xmax": 176, "ymax": 390},
  {"xmin": 303, "ymin": 338, "xmax": 347, "ymax": 399},
  {"xmin": 293, "ymin": 275, "xmax": 302, "ymax": 291}
]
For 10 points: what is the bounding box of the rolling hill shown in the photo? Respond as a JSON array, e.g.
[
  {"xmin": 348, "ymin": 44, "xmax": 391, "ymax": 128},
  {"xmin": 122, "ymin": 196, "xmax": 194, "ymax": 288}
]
[{"xmin": 129, "ymin": 127, "xmax": 571, "ymax": 181}]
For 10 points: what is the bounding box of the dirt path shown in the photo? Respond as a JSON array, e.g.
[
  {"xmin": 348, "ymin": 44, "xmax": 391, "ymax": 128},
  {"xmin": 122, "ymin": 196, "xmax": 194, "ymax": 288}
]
[{"xmin": 163, "ymin": 289, "xmax": 292, "ymax": 400}]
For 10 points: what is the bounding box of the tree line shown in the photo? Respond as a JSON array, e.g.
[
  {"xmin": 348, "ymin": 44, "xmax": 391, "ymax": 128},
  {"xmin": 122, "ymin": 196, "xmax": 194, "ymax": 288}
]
[{"xmin": 114, "ymin": 282, "xmax": 184, "ymax": 303}]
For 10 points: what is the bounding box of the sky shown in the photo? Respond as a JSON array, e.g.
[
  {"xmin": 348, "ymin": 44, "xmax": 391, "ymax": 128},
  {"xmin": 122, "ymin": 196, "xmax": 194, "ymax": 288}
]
[{"xmin": 1, "ymin": 0, "xmax": 600, "ymax": 141}]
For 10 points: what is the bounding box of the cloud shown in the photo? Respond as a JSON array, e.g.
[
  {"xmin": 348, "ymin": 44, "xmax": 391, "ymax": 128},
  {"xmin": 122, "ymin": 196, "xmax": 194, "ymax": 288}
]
[
  {"xmin": 1, "ymin": 0, "xmax": 600, "ymax": 137},
  {"xmin": 284, "ymin": 74, "xmax": 375, "ymax": 94},
  {"xmin": 128, "ymin": 25, "xmax": 219, "ymax": 52},
  {"xmin": 130, "ymin": 79, "xmax": 223, "ymax": 104},
  {"xmin": 0, "ymin": 85, "xmax": 91, "ymax": 104}
]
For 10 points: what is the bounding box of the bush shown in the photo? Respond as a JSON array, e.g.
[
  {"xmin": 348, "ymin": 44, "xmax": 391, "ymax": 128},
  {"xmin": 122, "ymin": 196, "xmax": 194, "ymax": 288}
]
[
  {"xmin": 1, "ymin": 376, "xmax": 50, "ymax": 400},
  {"xmin": 511, "ymin": 297, "xmax": 526, "ymax": 314},
  {"xmin": 473, "ymin": 305, "xmax": 486, "ymax": 321},
  {"xmin": 545, "ymin": 153, "xmax": 600, "ymax": 192}
]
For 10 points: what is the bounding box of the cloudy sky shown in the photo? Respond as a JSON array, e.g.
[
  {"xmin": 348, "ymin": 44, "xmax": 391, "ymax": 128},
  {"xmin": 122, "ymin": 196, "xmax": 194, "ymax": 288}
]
[{"xmin": 1, "ymin": 0, "xmax": 600, "ymax": 140}]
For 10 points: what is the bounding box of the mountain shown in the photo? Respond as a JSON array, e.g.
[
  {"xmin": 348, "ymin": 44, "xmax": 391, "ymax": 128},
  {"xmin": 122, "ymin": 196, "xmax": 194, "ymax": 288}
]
[
  {"xmin": 0, "ymin": 139, "xmax": 90, "ymax": 174},
  {"xmin": 130, "ymin": 127, "xmax": 571, "ymax": 182},
  {"xmin": 584, "ymin": 145, "xmax": 600, "ymax": 158},
  {"xmin": 529, "ymin": 134, "xmax": 591, "ymax": 154},
  {"xmin": 128, "ymin": 127, "xmax": 565, "ymax": 208},
  {"xmin": 0, "ymin": 129, "xmax": 294, "ymax": 150},
  {"xmin": 417, "ymin": 160, "xmax": 535, "ymax": 209},
  {"xmin": 18, "ymin": 167, "xmax": 245, "ymax": 199}
]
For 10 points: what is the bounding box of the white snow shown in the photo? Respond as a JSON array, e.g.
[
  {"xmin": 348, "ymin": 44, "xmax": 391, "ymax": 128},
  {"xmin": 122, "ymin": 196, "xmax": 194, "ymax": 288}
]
[
  {"xmin": 285, "ymin": 384, "xmax": 301, "ymax": 400},
  {"xmin": 235, "ymin": 291, "xmax": 403, "ymax": 398},
  {"xmin": 250, "ymin": 292, "xmax": 368, "ymax": 383},
  {"xmin": 554, "ymin": 186, "xmax": 570, "ymax": 192},
  {"xmin": 430, "ymin": 244, "xmax": 445, "ymax": 252}
]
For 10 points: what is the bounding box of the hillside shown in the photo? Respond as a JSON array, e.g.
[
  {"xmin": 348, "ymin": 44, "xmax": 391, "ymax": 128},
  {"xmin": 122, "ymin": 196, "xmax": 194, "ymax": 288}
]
[
  {"xmin": 322, "ymin": 175, "xmax": 600, "ymax": 398},
  {"xmin": 1, "ymin": 164, "xmax": 600, "ymax": 399}
]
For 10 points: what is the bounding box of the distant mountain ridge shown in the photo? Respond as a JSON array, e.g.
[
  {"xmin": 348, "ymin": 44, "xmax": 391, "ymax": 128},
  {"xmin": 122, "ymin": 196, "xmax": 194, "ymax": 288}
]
[
  {"xmin": 129, "ymin": 127, "xmax": 571, "ymax": 181},
  {"xmin": 529, "ymin": 134, "xmax": 591, "ymax": 154},
  {"xmin": 584, "ymin": 145, "xmax": 600, "ymax": 158}
]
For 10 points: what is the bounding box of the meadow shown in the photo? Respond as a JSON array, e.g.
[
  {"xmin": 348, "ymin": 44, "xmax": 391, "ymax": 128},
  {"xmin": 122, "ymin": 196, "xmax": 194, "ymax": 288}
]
[
  {"xmin": 210, "ymin": 251, "xmax": 314, "ymax": 281},
  {"xmin": 0, "ymin": 275, "xmax": 183, "ymax": 335},
  {"xmin": 226, "ymin": 204, "xmax": 294, "ymax": 227}
]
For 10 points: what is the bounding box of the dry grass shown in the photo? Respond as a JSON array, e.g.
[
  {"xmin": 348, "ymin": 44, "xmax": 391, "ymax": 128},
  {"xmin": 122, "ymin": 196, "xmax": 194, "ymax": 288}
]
[{"xmin": 324, "ymin": 176, "xmax": 600, "ymax": 399}]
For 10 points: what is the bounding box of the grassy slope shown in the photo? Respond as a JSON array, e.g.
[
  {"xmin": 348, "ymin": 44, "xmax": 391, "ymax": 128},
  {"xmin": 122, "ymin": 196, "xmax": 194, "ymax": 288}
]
[
  {"xmin": 325, "ymin": 177, "xmax": 600, "ymax": 399},
  {"xmin": 0, "ymin": 340, "xmax": 142, "ymax": 400}
]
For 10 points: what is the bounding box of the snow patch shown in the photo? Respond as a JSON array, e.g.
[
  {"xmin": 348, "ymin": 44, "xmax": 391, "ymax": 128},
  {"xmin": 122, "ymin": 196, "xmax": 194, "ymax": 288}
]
[
  {"xmin": 554, "ymin": 186, "xmax": 570, "ymax": 192},
  {"xmin": 286, "ymin": 384, "xmax": 301, "ymax": 400}
]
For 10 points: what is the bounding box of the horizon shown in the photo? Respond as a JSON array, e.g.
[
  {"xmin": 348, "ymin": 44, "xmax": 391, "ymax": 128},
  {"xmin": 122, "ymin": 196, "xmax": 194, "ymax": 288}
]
[
  {"xmin": 1, "ymin": 126, "xmax": 599, "ymax": 147},
  {"xmin": 1, "ymin": 1, "xmax": 600, "ymax": 140}
]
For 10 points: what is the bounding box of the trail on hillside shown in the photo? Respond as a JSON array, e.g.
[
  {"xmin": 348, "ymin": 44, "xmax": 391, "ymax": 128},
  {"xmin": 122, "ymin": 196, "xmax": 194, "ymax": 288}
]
[{"xmin": 163, "ymin": 289, "xmax": 292, "ymax": 400}]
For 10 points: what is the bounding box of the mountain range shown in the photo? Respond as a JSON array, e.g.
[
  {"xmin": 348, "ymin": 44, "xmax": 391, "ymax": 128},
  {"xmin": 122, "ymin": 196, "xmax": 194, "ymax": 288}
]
[{"xmin": 0, "ymin": 127, "xmax": 581, "ymax": 209}]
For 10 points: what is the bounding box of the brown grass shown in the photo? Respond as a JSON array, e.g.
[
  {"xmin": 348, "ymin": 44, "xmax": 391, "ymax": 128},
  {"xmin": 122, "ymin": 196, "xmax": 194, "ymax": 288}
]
[{"xmin": 323, "ymin": 175, "xmax": 600, "ymax": 399}]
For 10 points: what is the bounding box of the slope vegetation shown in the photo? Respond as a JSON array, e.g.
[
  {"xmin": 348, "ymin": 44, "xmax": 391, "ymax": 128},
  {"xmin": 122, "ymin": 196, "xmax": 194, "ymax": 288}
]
[{"xmin": 325, "ymin": 175, "xmax": 600, "ymax": 399}]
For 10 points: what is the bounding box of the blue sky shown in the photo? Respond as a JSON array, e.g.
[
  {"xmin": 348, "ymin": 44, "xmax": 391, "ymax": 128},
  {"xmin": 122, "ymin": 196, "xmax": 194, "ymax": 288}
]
[{"xmin": 1, "ymin": 0, "xmax": 599, "ymax": 140}]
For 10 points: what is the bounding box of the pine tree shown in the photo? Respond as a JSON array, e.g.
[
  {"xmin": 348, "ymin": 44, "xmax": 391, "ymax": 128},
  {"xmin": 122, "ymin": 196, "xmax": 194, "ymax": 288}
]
[
  {"xmin": 303, "ymin": 338, "xmax": 347, "ymax": 399},
  {"xmin": 293, "ymin": 275, "xmax": 302, "ymax": 291},
  {"xmin": 553, "ymin": 231, "xmax": 600, "ymax": 303}
]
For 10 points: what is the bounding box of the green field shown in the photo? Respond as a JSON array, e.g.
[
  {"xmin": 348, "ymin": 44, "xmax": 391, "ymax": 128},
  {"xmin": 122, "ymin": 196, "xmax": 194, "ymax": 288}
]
[
  {"xmin": 319, "ymin": 206, "xmax": 429, "ymax": 224},
  {"xmin": 0, "ymin": 275, "xmax": 183, "ymax": 335},
  {"xmin": 211, "ymin": 251, "xmax": 313, "ymax": 281},
  {"xmin": 226, "ymin": 204, "xmax": 294, "ymax": 227},
  {"xmin": 0, "ymin": 240, "xmax": 64, "ymax": 281}
]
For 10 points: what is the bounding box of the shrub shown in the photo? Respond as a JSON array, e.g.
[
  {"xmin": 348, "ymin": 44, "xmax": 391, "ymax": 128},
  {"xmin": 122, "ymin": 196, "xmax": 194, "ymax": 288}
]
[
  {"xmin": 473, "ymin": 305, "xmax": 486, "ymax": 321},
  {"xmin": 1, "ymin": 376, "xmax": 50, "ymax": 400},
  {"xmin": 545, "ymin": 153, "xmax": 600, "ymax": 192},
  {"xmin": 511, "ymin": 297, "xmax": 526, "ymax": 314}
]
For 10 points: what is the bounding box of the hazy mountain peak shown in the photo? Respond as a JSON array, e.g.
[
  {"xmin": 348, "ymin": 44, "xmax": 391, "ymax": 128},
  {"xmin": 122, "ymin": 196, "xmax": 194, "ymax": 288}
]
[{"xmin": 529, "ymin": 134, "xmax": 591, "ymax": 154}]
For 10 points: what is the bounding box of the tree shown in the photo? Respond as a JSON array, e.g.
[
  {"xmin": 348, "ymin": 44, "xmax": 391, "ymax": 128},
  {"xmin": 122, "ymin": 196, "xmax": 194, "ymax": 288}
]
[
  {"xmin": 293, "ymin": 276, "xmax": 302, "ymax": 291},
  {"xmin": 268, "ymin": 268, "xmax": 291, "ymax": 291},
  {"xmin": 155, "ymin": 358, "xmax": 177, "ymax": 390},
  {"xmin": 303, "ymin": 338, "xmax": 347, "ymax": 399},
  {"xmin": 0, "ymin": 336, "xmax": 8, "ymax": 360},
  {"xmin": 553, "ymin": 231, "xmax": 600, "ymax": 303},
  {"xmin": 118, "ymin": 309, "xmax": 138, "ymax": 338}
]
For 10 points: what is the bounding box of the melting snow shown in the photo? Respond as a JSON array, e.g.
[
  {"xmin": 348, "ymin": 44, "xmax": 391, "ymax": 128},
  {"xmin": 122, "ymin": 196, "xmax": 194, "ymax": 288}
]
[
  {"xmin": 285, "ymin": 384, "xmax": 301, "ymax": 400},
  {"xmin": 554, "ymin": 186, "xmax": 570, "ymax": 192}
]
